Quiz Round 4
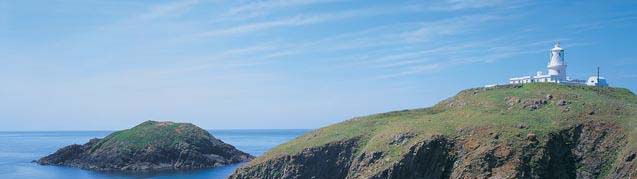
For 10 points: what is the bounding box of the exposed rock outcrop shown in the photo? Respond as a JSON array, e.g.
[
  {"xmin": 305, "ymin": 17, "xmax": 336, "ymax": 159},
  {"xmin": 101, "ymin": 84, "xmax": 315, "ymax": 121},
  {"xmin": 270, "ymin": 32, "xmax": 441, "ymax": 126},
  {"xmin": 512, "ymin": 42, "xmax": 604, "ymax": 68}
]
[{"xmin": 229, "ymin": 139, "xmax": 358, "ymax": 179}]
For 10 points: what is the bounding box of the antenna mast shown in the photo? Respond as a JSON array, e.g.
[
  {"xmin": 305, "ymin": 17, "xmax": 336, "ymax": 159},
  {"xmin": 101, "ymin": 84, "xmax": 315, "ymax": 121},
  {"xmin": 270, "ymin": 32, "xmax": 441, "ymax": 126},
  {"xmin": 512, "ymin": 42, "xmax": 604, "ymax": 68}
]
[
  {"xmin": 597, "ymin": 66, "xmax": 601, "ymax": 94},
  {"xmin": 597, "ymin": 66, "xmax": 600, "ymax": 79}
]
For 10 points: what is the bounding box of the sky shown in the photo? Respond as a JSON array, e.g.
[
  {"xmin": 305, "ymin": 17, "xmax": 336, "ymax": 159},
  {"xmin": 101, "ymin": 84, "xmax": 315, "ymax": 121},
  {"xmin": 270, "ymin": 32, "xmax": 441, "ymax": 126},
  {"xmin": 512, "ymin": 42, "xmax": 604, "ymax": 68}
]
[{"xmin": 1, "ymin": 0, "xmax": 636, "ymax": 131}]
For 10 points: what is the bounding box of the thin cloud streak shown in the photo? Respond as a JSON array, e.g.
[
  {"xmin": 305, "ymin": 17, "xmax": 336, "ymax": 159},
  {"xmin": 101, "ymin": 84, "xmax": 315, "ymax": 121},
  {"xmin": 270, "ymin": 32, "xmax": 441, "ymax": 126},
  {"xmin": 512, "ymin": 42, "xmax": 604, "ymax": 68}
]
[
  {"xmin": 363, "ymin": 37, "xmax": 563, "ymax": 79},
  {"xmin": 221, "ymin": 0, "xmax": 343, "ymax": 20},
  {"xmin": 136, "ymin": 0, "xmax": 200, "ymax": 20},
  {"xmin": 211, "ymin": 13, "xmax": 507, "ymax": 68},
  {"xmin": 196, "ymin": 7, "xmax": 398, "ymax": 37},
  {"xmin": 423, "ymin": 0, "xmax": 526, "ymax": 11}
]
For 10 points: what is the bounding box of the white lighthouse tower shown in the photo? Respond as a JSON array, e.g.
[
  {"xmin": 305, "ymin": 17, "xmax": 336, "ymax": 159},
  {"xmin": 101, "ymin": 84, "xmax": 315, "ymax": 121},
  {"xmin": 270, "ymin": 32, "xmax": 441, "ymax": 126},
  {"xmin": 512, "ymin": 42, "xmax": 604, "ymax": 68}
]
[{"xmin": 547, "ymin": 42, "xmax": 567, "ymax": 82}]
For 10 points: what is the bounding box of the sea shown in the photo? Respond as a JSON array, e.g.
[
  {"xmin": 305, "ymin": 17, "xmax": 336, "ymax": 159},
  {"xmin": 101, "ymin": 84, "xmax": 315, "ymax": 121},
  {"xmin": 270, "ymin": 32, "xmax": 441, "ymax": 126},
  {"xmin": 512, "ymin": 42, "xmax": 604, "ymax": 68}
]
[{"xmin": 0, "ymin": 129, "xmax": 309, "ymax": 179}]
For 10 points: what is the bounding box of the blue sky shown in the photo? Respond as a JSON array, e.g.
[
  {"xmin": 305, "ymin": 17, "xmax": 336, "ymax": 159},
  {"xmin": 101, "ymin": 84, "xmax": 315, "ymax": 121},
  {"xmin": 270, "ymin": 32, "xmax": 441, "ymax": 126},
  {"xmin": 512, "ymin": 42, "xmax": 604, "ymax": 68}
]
[{"xmin": 1, "ymin": 0, "xmax": 636, "ymax": 131}]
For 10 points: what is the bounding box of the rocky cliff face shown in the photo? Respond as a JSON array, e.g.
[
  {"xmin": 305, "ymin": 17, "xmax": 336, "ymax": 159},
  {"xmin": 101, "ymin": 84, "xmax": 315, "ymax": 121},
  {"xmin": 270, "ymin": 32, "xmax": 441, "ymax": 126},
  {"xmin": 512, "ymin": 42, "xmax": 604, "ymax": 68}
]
[
  {"xmin": 37, "ymin": 121, "xmax": 253, "ymax": 171},
  {"xmin": 230, "ymin": 139, "xmax": 359, "ymax": 179},
  {"xmin": 230, "ymin": 84, "xmax": 637, "ymax": 179},
  {"xmin": 231, "ymin": 121, "xmax": 635, "ymax": 179}
]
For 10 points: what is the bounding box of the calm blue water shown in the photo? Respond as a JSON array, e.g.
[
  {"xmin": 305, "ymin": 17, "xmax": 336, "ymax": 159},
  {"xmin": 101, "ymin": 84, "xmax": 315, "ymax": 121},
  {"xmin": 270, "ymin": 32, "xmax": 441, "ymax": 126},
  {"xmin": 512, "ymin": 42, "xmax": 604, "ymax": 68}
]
[{"xmin": 0, "ymin": 129, "xmax": 309, "ymax": 179}]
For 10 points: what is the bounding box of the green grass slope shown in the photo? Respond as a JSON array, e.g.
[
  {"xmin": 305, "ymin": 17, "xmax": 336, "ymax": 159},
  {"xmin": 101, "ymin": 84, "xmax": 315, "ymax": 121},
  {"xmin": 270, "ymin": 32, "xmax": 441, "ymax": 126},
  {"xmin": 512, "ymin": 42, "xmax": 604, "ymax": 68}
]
[
  {"xmin": 257, "ymin": 83, "xmax": 637, "ymax": 166},
  {"xmin": 89, "ymin": 121, "xmax": 215, "ymax": 153}
]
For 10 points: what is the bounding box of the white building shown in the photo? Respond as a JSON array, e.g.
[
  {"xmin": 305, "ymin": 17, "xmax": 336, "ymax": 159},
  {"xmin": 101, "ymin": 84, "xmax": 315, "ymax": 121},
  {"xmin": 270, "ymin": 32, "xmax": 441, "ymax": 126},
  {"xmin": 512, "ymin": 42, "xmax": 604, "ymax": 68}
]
[
  {"xmin": 586, "ymin": 76, "xmax": 609, "ymax": 87},
  {"xmin": 508, "ymin": 42, "xmax": 607, "ymax": 86}
]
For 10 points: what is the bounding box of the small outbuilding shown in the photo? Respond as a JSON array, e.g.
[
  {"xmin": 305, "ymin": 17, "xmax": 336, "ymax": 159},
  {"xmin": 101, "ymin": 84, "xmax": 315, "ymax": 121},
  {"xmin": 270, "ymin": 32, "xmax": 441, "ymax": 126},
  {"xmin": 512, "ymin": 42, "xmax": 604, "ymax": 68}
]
[{"xmin": 586, "ymin": 76, "xmax": 608, "ymax": 87}]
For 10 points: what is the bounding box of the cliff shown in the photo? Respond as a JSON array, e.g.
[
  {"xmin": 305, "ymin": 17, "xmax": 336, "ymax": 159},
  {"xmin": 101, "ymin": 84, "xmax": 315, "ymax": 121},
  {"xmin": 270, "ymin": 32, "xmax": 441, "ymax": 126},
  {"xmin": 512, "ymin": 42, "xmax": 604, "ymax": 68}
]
[
  {"xmin": 230, "ymin": 84, "xmax": 637, "ymax": 179},
  {"xmin": 37, "ymin": 121, "xmax": 253, "ymax": 171}
]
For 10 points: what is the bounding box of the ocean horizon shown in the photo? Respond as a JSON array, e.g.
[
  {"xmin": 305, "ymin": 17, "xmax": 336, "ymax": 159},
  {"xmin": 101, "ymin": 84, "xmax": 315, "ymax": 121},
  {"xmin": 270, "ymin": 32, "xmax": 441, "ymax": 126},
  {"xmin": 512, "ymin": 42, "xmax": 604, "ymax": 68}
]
[{"xmin": 0, "ymin": 129, "xmax": 310, "ymax": 179}]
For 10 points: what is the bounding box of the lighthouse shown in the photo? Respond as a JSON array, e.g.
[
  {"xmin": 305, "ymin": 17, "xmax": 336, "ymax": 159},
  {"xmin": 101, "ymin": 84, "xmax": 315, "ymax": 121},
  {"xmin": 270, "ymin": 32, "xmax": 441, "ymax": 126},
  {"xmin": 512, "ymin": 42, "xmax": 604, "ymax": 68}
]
[
  {"xmin": 509, "ymin": 42, "xmax": 571, "ymax": 84},
  {"xmin": 506, "ymin": 41, "xmax": 609, "ymax": 86},
  {"xmin": 547, "ymin": 42, "xmax": 567, "ymax": 82}
]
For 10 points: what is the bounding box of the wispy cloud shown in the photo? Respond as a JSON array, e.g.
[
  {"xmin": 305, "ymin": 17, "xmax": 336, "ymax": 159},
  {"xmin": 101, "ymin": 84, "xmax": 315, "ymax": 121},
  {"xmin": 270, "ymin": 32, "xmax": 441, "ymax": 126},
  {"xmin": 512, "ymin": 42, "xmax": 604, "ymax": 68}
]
[
  {"xmin": 196, "ymin": 7, "xmax": 392, "ymax": 37},
  {"xmin": 288, "ymin": 14, "xmax": 505, "ymax": 55},
  {"xmin": 568, "ymin": 13, "xmax": 637, "ymax": 33},
  {"xmin": 136, "ymin": 0, "xmax": 200, "ymax": 20},
  {"xmin": 222, "ymin": 13, "xmax": 505, "ymax": 66},
  {"xmin": 376, "ymin": 63, "xmax": 443, "ymax": 79},
  {"xmin": 426, "ymin": 0, "xmax": 522, "ymax": 11},
  {"xmin": 401, "ymin": 14, "xmax": 504, "ymax": 42},
  {"xmin": 197, "ymin": 15, "xmax": 332, "ymax": 37},
  {"xmin": 266, "ymin": 14, "xmax": 508, "ymax": 66},
  {"xmin": 221, "ymin": 0, "xmax": 342, "ymax": 20},
  {"xmin": 358, "ymin": 36, "xmax": 563, "ymax": 79},
  {"xmin": 188, "ymin": 12, "xmax": 518, "ymax": 79}
]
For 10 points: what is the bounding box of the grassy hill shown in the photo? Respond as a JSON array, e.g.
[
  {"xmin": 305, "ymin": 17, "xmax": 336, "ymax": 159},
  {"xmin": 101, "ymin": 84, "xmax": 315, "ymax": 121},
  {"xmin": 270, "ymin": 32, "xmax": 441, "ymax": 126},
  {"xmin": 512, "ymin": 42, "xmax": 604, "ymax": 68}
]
[
  {"xmin": 90, "ymin": 121, "xmax": 215, "ymax": 152},
  {"xmin": 232, "ymin": 83, "xmax": 637, "ymax": 179}
]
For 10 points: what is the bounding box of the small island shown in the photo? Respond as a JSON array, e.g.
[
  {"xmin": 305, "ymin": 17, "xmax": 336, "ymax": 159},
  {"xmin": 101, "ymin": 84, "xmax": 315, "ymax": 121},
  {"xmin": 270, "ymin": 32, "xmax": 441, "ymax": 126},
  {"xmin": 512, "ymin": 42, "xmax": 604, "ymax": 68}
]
[{"xmin": 37, "ymin": 121, "xmax": 253, "ymax": 171}]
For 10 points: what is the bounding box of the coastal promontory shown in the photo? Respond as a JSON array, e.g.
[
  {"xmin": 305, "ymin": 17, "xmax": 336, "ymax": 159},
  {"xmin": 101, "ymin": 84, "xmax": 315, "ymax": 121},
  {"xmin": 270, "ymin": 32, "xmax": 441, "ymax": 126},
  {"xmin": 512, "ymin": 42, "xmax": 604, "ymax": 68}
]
[
  {"xmin": 37, "ymin": 121, "xmax": 253, "ymax": 171},
  {"xmin": 230, "ymin": 84, "xmax": 637, "ymax": 179}
]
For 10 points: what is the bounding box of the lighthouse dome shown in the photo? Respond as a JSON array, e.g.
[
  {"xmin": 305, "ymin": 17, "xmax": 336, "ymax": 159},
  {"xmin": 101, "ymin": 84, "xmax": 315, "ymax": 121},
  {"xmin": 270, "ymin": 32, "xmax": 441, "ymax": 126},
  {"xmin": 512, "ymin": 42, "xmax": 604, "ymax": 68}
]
[{"xmin": 551, "ymin": 42, "xmax": 563, "ymax": 51}]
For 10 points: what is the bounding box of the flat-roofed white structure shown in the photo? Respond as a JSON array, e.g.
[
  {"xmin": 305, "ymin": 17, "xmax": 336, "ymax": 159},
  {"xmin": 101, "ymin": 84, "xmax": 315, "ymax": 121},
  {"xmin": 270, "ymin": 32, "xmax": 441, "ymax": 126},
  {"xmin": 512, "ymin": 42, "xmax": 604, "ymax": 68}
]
[{"xmin": 509, "ymin": 71, "xmax": 563, "ymax": 84}]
